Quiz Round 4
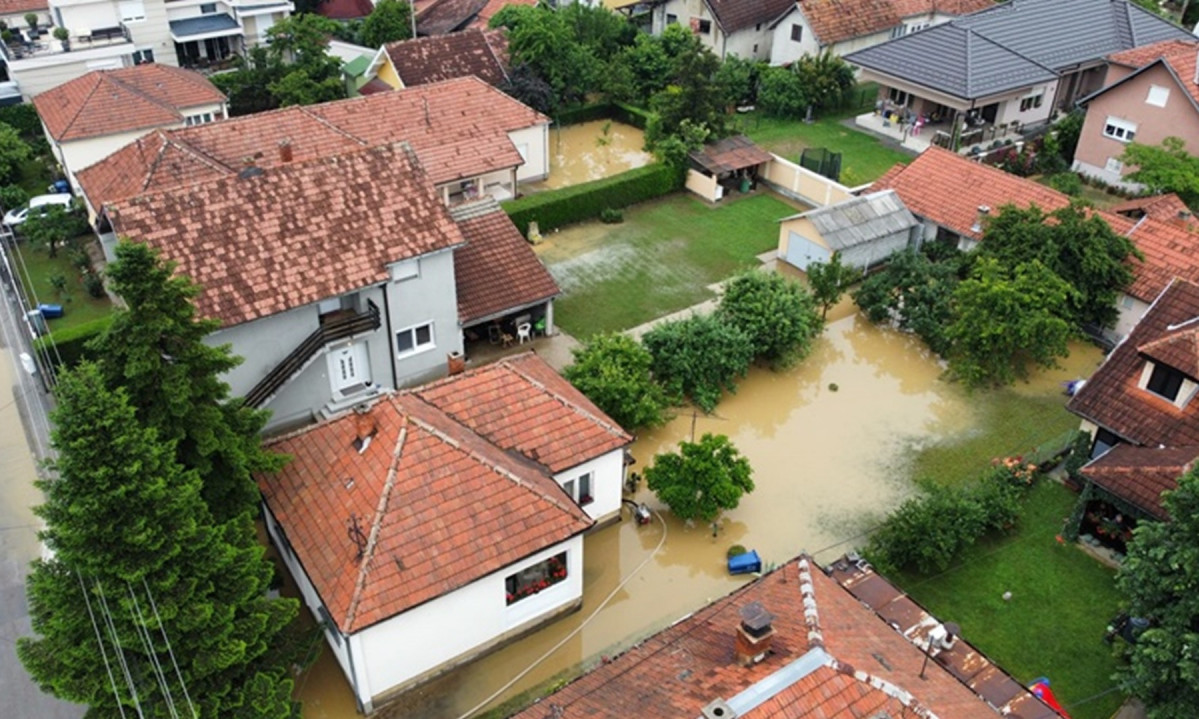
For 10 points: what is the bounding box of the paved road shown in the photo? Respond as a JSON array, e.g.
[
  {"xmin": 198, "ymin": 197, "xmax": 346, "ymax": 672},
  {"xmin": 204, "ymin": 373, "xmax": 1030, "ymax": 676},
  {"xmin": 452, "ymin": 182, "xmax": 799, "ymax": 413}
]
[{"xmin": 0, "ymin": 244, "xmax": 84, "ymax": 718}]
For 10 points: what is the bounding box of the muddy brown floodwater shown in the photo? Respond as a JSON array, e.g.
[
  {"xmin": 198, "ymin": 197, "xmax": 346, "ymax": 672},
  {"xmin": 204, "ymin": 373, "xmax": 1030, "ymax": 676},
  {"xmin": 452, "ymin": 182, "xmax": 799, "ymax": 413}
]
[
  {"xmin": 527, "ymin": 121, "xmax": 654, "ymax": 191},
  {"xmin": 296, "ymin": 304, "xmax": 1114, "ymax": 719}
]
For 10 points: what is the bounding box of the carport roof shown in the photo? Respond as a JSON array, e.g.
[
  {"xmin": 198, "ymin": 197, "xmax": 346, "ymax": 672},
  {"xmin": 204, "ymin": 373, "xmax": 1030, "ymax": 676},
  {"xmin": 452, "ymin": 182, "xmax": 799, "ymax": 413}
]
[
  {"xmin": 689, "ymin": 135, "xmax": 772, "ymax": 176},
  {"xmin": 169, "ymin": 14, "xmax": 240, "ymax": 39}
]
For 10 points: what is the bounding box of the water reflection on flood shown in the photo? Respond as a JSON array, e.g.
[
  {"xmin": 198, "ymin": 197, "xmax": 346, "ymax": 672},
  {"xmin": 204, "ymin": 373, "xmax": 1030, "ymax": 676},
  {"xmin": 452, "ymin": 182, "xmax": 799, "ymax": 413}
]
[
  {"xmin": 300, "ymin": 309, "xmax": 1077, "ymax": 718},
  {"xmin": 528, "ymin": 121, "xmax": 653, "ymax": 191}
]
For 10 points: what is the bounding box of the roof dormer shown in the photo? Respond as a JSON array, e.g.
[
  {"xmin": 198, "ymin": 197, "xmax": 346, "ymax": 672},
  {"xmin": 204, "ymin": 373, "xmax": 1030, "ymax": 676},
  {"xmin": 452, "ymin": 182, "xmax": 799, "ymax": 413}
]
[{"xmin": 1137, "ymin": 324, "xmax": 1199, "ymax": 408}]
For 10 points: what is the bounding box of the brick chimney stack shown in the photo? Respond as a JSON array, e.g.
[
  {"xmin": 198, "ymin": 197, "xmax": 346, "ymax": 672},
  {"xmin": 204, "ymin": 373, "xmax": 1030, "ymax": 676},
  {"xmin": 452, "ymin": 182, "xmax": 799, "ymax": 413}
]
[
  {"xmin": 279, "ymin": 140, "xmax": 293, "ymax": 163},
  {"xmin": 735, "ymin": 601, "xmax": 775, "ymax": 666}
]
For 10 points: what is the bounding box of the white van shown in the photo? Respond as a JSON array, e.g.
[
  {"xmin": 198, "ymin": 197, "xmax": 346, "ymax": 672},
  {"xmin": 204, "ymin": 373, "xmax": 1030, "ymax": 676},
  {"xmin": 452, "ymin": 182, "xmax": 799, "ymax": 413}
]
[{"xmin": 3, "ymin": 193, "xmax": 74, "ymax": 227}]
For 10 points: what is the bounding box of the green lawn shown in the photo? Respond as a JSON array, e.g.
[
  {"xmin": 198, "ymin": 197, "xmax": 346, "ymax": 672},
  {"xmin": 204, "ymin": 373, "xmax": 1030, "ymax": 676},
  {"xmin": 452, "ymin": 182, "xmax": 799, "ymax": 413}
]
[
  {"xmin": 906, "ymin": 388, "xmax": 1081, "ymax": 488},
  {"xmin": 14, "ymin": 239, "xmax": 112, "ymax": 330},
  {"xmin": 894, "ymin": 481, "xmax": 1126, "ymax": 719},
  {"xmin": 538, "ymin": 192, "xmax": 797, "ymax": 337},
  {"xmin": 740, "ymin": 110, "xmax": 912, "ymax": 186}
]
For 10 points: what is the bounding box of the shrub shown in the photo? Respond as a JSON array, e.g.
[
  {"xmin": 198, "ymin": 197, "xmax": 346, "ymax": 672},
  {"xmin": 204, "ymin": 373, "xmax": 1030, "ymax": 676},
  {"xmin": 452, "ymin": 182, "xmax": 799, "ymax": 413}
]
[
  {"xmin": 726, "ymin": 544, "xmax": 747, "ymax": 559},
  {"xmin": 32, "ymin": 314, "xmax": 113, "ymax": 368},
  {"xmin": 555, "ymin": 102, "xmax": 614, "ymax": 126},
  {"xmin": 611, "ymin": 101, "xmax": 653, "ymax": 130},
  {"xmin": 503, "ymin": 162, "xmax": 681, "ymax": 236},
  {"xmin": 563, "ymin": 332, "xmax": 670, "ymax": 430},
  {"xmin": 82, "ymin": 271, "xmax": 104, "ymax": 299},
  {"xmin": 1046, "ymin": 171, "xmax": 1083, "ymax": 196},
  {"xmin": 599, "ymin": 207, "xmax": 623, "ymax": 224},
  {"xmin": 715, "ymin": 271, "xmax": 823, "ymax": 369},
  {"xmin": 1063, "ymin": 430, "xmax": 1093, "ymax": 482},
  {"xmin": 0, "ymin": 183, "xmax": 27, "ymax": 212},
  {"xmin": 642, "ymin": 314, "xmax": 754, "ymax": 413}
]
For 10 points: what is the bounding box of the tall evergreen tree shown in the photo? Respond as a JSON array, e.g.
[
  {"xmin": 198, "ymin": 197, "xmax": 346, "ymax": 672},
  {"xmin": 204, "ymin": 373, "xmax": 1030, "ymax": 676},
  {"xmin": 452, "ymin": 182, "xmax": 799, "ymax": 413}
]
[
  {"xmin": 18, "ymin": 363, "xmax": 299, "ymax": 717},
  {"xmin": 89, "ymin": 241, "xmax": 283, "ymax": 522}
]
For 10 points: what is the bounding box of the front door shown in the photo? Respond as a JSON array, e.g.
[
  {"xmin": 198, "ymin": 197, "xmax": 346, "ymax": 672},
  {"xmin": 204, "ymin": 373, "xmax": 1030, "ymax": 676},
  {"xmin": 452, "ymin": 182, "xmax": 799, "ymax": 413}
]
[{"xmin": 328, "ymin": 343, "xmax": 369, "ymax": 397}]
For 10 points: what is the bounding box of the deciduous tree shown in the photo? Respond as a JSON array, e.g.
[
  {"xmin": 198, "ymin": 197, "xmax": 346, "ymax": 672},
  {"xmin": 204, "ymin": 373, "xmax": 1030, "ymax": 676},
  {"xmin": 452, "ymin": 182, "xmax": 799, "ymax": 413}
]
[
  {"xmin": 715, "ymin": 270, "xmax": 823, "ymax": 368},
  {"xmin": 1116, "ymin": 468, "xmax": 1199, "ymax": 718},
  {"xmin": 18, "ymin": 363, "xmax": 299, "ymax": 717},
  {"xmin": 0, "ymin": 121, "xmax": 31, "ymax": 184},
  {"xmin": 757, "ymin": 65, "xmax": 809, "ymax": 119},
  {"xmin": 1123, "ymin": 137, "xmax": 1199, "ymax": 211},
  {"xmin": 563, "ymin": 332, "xmax": 670, "ymax": 430},
  {"xmin": 853, "ymin": 248, "xmax": 960, "ymax": 355},
  {"xmin": 806, "ymin": 253, "xmax": 861, "ymax": 319},
  {"xmin": 645, "ymin": 433, "xmax": 754, "ymax": 524},
  {"xmin": 359, "ymin": 0, "xmax": 412, "ymax": 48},
  {"xmin": 643, "ymin": 314, "xmax": 754, "ymax": 413},
  {"xmin": 20, "ymin": 203, "xmax": 86, "ymax": 258}
]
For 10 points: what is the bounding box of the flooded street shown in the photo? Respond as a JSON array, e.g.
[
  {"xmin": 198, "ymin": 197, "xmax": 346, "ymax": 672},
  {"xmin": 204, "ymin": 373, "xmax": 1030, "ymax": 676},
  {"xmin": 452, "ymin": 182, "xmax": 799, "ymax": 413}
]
[
  {"xmin": 292, "ymin": 306, "xmax": 1098, "ymax": 719},
  {"xmin": 527, "ymin": 121, "xmax": 653, "ymax": 191}
]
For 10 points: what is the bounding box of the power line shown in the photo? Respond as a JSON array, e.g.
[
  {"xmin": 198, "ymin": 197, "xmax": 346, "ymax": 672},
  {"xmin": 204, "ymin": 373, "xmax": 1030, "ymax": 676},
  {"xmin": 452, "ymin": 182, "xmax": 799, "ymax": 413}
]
[
  {"xmin": 96, "ymin": 579, "xmax": 146, "ymax": 719},
  {"xmin": 143, "ymin": 577, "xmax": 196, "ymax": 719},
  {"xmin": 77, "ymin": 572, "xmax": 127, "ymax": 719},
  {"xmin": 127, "ymin": 582, "xmax": 178, "ymax": 719}
]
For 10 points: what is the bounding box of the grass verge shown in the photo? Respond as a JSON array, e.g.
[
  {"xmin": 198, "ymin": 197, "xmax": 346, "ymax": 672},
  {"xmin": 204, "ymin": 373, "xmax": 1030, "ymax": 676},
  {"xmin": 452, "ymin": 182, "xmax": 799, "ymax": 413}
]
[
  {"xmin": 538, "ymin": 192, "xmax": 797, "ymax": 337},
  {"xmin": 740, "ymin": 110, "xmax": 911, "ymax": 186},
  {"xmin": 13, "ymin": 239, "xmax": 112, "ymax": 330},
  {"xmin": 893, "ymin": 481, "xmax": 1125, "ymax": 719}
]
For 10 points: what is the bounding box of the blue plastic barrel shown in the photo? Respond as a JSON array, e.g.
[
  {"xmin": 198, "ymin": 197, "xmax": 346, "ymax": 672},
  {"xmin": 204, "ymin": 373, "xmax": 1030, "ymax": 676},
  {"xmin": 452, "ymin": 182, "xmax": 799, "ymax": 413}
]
[
  {"xmin": 38, "ymin": 303, "xmax": 63, "ymax": 319},
  {"xmin": 728, "ymin": 550, "xmax": 762, "ymax": 575}
]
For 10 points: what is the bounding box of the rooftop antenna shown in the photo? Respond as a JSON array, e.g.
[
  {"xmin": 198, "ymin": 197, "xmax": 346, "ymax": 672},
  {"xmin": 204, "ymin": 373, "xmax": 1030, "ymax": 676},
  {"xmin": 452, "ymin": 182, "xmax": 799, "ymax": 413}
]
[{"xmin": 347, "ymin": 513, "xmax": 367, "ymax": 560}]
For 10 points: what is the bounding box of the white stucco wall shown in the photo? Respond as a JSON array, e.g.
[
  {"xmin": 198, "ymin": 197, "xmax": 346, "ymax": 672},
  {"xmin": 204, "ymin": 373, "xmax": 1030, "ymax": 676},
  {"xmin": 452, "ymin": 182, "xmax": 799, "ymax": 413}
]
[
  {"xmin": 384, "ymin": 248, "xmax": 463, "ymax": 388},
  {"xmin": 510, "ymin": 123, "xmax": 549, "ymax": 183},
  {"xmin": 352, "ymin": 535, "xmax": 584, "ymax": 710},
  {"xmin": 127, "ymin": 0, "xmax": 177, "ymax": 66},
  {"xmin": 768, "ymin": 11, "xmax": 820, "ymax": 66},
  {"xmin": 553, "ymin": 448, "xmax": 625, "ymax": 524},
  {"xmin": 1109, "ymin": 294, "xmax": 1151, "ymax": 344},
  {"xmin": 8, "ymin": 44, "xmax": 134, "ymax": 98}
]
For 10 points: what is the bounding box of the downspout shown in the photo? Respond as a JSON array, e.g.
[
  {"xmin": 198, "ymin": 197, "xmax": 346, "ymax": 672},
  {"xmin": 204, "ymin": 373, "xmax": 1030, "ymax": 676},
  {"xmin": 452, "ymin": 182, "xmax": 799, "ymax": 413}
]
[
  {"xmin": 381, "ymin": 283, "xmax": 399, "ymax": 390},
  {"xmin": 345, "ymin": 633, "xmax": 366, "ymax": 713}
]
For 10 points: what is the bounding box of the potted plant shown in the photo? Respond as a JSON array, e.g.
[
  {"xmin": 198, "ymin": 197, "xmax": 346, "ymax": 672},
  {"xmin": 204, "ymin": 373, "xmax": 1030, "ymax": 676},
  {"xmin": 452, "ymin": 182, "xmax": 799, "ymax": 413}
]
[
  {"xmin": 52, "ymin": 26, "xmax": 69, "ymax": 51},
  {"xmin": 24, "ymin": 13, "xmax": 37, "ymax": 32}
]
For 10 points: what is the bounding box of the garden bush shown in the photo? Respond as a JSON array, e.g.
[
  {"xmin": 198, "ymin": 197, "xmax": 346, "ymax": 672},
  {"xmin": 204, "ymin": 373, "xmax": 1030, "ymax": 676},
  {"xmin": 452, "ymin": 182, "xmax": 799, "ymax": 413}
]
[
  {"xmin": 32, "ymin": 314, "xmax": 113, "ymax": 368},
  {"xmin": 555, "ymin": 102, "xmax": 614, "ymax": 126},
  {"xmin": 0, "ymin": 183, "xmax": 27, "ymax": 212},
  {"xmin": 599, "ymin": 208, "xmax": 623, "ymax": 224},
  {"xmin": 611, "ymin": 101, "xmax": 653, "ymax": 130},
  {"xmin": 563, "ymin": 332, "xmax": 670, "ymax": 430},
  {"xmin": 642, "ymin": 314, "xmax": 753, "ymax": 413},
  {"xmin": 504, "ymin": 162, "xmax": 681, "ymax": 236},
  {"xmin": 1046, "ymin": 171, "xmax": 1083, "ymax": 196},
  {"xmin": 715, "ymin": 271, "xmax": 822, "ymax": 369}
]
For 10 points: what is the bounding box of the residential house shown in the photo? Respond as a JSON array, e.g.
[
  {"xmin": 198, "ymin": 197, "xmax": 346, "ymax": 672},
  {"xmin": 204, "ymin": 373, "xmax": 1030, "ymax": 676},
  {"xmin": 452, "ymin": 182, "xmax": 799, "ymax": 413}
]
[
  {"xmin": 509, "ymin": 553, "xmax": 1062, "ymax": 718},
  {"xmin": 359, "ymin": 27, "xmax": 508, "ymax": 95},
  {"xmin": 777, "ymin": 189, "xmax": 920, "ymax": 272},
  {"xmin": 0, "ymin": 0, "xmax": 292, "ymax": 98},
  {"xmin": 33, "ymin": 63, "xmax": 226, "ymax": 192},
  {"xmin": 768, "ymin": 0, "xmax": 993, "ymax": 67},
  {"xmin": 1073, "ymin": 39, "xmax": 1199, "ymax": 189},
  {"xmin": 0, "ymin": 0, "xmax": 50, "ymax": 41},
  {"xmin": 77, "ymin": 74, "xmax": 550, "ymax": 227},
  {"xmin": 845, "ymin": 0, "xmax": 1191, "ymax": 148},
  {"xmin": 1067, "ymin": 279, "xmax": 1199, "ymax": 540},
  {"xmin": 259, "ymin": 351, "xmax": 630, "ymax": 711},
  {"xmin": 871, "ymin": 147, "xmax": 1199, "ymax": 341},
  {"xmin": 647, "ymin": 0, "xmax": 794, "ymax": 62}
]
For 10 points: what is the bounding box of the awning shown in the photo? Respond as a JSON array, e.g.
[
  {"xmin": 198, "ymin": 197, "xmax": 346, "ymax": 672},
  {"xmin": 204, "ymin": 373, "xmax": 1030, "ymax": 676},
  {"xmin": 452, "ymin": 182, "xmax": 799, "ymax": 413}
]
[
  {"xmin": 689, "ymin": 135, "xmax": 773, "ymax": 176},
  {"xmin": 170, "ymin": 14, "xmax": 241, "ymax": 42}
]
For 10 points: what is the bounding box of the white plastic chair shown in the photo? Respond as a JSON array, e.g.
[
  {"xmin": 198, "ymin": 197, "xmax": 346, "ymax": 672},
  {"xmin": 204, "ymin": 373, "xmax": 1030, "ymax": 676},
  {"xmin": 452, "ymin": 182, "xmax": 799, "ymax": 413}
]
[{"xmin": 517, "ymin": 322, "xmax": 532, "ymax": 345}]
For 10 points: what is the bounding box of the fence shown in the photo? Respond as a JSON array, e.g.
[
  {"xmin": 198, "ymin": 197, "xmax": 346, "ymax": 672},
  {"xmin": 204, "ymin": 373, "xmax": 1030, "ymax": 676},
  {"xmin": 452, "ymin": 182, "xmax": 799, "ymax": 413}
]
[
  {"xmin": 761, "ymin": 153, "xmax": 858, "ymax": 208},
  {"xmin": 800, "ymin": 148, "xmax": 842, "ymax": 182}
]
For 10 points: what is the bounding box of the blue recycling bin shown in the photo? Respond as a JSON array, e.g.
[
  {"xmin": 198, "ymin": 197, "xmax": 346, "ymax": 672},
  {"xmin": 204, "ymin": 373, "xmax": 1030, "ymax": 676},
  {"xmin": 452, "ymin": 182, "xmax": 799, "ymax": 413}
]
[
  {"xmin": 38, "ymin": 303, "xmax": 64, "ymax": 319},
  {"xmin": 728, "ymin": 550, "xmax": 762, "ymax": 575}
]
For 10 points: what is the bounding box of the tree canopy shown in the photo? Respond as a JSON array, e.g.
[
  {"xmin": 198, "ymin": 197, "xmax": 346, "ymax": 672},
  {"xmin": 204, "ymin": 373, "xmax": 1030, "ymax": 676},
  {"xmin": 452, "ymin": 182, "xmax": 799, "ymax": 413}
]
[
  {"xmin": 1123, "ymin": 137, "xmax": 1199, "ymax": 211},
  {"xmin": 806, "ymin": 253, "xmax": 861, "ymax": 319},
  {"xmin": 20, "ymin": 203, "xmax": 86, "ymax": 258},
  {"xmin": 1116, "ymin": 467, "xmax": 1199, "ymax": 718},
  {"xmin": 359, "ymin": 0, "xmax": 412, "ymax": 48},
  {"xmin": 853, "ymin": 248, "xmax": 961, "ymax": 356},
  {"xmin": 644, "ymin": 433, "xmax": 754, "ymax": 524},
  {"xmin": 642, "ymin": 314, "xmax": 754, "ymax": 413},
  {"xmin": 563, "ymin": 332, "xmax": 671, "ymax": 430},
  {"xmin": 714, "ymin": 271, "xmax": 823, "ymax": 369}
]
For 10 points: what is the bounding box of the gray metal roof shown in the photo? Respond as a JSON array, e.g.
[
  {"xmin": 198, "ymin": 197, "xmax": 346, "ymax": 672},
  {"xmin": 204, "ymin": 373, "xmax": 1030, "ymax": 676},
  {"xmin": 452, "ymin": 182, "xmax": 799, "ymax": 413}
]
[
  {"xmin": 787, "ymin": 190, "xmax": 918, "ymax": 251},
  {"xmin": 846, "ymin": 0, "xmax": 1192, "ymax": 101},
  {"xmin": 169, "ymin": 14, "xmax": 240, "ymax": 39}
]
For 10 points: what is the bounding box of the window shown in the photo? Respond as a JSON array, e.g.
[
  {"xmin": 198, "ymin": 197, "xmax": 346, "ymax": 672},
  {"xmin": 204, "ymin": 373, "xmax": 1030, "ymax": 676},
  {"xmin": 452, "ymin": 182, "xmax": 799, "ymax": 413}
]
[
  {"xmin": 1120, "ymin": 294, "xmax": 1134, "ymax": 309},
  {"xmin": 132, "ymin": 48, "xmax": 154, "ymax": 64},
  {"xmin": 562, "ymin": 472, "xmax": 593, "ymax": 506},
  {"xmin": 1146, "ymin": 363, "xmax": 1185, "ymax": 401},
  {"xmin": 790, "ymin": 23, "xmax": 802, "ymax": 42},
  {"xmin": 1146, "ymin": 84, "xmax": 1169, "ymax": 107},
  {"xmin": 184, "ymin": 112, "xmax": 213, "ymax": 126},
  {"xmin": 907, "ymin": 22, "xmax": 929, "ymax": 34},
  {"xmin": 890, "ymin": 25, "xmax": 904, "ymax": 39},
  {"xmin": 505, "ymin": 552, "xmax": 567, "ymax": 605},
  {"xmin": 1019, "ymin": 93, "xmax": 1043, "ymax": 112},
  {"xmin": 395, "ymin": 322, "xmax": 433, "ymax": 356},
  {"xmin": 389, "ymin": 259, "xmax": 419, "ymax": 282},
  {"xmin": 697, "ymin": 18, "xmax": 711, "ymax": 34},
  {"xmin": 666, "ymin": 13, "xmax": 677, "ymax": 24},
  {"xmin": 119, "ymin": 0, "xmax": 145, "ymax": 22},
  {"xmin": 1090, "ymin": 427, "xmax": 1121, "ymax": 459},
  {"xmin": 755, "ymin": 23, "xmax": 761, "ymax": 31},
  {"xmin": 888, "ymin": 87, "xmax": 908, "ymax": 106},
  {"xmin": 752, "ymin": 43, "xmax": 758, "ymax": 54},
  {"xmin": 200, "ymin": 2, "xmax": 217, "ymax": 13},
  {"xmin": 1105, "ymin": 156, "xmax": 1124, "ymax": 174},
  {"xmin": 1103, "ymin": 117, "xmax": 1137, "ymax": 143}
]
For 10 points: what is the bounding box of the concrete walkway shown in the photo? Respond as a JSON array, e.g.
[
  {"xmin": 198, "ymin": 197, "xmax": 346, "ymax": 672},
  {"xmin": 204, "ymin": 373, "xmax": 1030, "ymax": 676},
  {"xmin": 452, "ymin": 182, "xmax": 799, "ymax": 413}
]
[{"xmin": 1112, "ymin": 698, "xmax": 1147, "ymax": 719}]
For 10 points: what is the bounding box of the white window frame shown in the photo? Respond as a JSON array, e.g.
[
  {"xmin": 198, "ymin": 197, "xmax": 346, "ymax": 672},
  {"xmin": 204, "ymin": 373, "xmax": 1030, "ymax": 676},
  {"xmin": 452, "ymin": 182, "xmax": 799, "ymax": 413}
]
[
  {"xmin": 790, "ymin": 24, "xmax": 802, "ymax": 42},
  {"xmin": 1103, "ymin": 117, "xmax": 1137, "ymax": 143},
  {"xmin": 395, "ymin": 321, "xmax": 434, "ymax": 358},
  {"xmin": 184, "ymin": 112, "xmax": 214, "ymax": 126},
  {"xmin": 1146, "ymin": 84, "xmax": 1169, "ymax": 108},
  {"xmin": 563, "ymin": 472, "xmax": 593, "ymax": 507},
  {"xmin": 1019, "ymin": 92, "xmax": 1043, "ymax": 112},
  {"xmin": 119, "ymin": 0, "xmax": 145, "ymax": 22},
  {"xmin": 1104, "ymin": 156, "xmax": 1124, "ymax": 174}
]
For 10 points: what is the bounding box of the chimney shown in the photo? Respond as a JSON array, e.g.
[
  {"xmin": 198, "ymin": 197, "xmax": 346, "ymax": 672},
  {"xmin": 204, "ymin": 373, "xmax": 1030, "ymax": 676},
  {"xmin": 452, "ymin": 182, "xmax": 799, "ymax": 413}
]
[
  {"xmin": 734, "ymin": 601, "xmax": 775, "ymax": 666},
  {"xmin": 352, "ymin": 404, "xmax": 377, "ymax": 453},
  {"xmin": 970, "ymin": 204, "xmax": 990, "ymax": 233},
  {"xmin": 278, "ymin": 139, "xmax": 293, "ymax": 163}
]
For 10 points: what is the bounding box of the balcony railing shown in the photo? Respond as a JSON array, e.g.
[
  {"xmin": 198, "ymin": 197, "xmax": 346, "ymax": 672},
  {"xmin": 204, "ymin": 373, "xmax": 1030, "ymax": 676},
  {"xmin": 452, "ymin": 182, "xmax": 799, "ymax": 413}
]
[{"xmin": 244, "ymin": 299, "xmax": 381, "ymax": 408}]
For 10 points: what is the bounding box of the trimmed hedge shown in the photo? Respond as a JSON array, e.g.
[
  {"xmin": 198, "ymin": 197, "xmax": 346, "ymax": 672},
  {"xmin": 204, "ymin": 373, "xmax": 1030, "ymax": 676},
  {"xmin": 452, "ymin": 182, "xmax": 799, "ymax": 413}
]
[
  {"xmin": 33, "ymin": 313, "xmax": 113, "ymax": 368},
  {"xmin": 555, "ymin": 103, "xmax": 614, "ymax": 126},
  {"xmin": 504, "ymin": 162, "xmax": 681, "ymax": 236},
  {"xmin": 611, "ymin": 102, "xmax": 653, "ymax": 130}
]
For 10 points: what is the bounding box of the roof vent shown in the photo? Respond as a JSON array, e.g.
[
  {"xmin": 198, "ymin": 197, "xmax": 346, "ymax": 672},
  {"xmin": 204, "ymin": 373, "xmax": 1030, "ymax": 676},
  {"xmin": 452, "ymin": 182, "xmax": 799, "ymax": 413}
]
[
  {"xmin": 700, "ymin": 698, "xmax": 737, "ymax": 719},
  {"xmin": 970, "ymin": 204, "xmax": 991, "ymax": 233},
  {"xmin": 735, "ymin": 601, "xmax": 775, "ymax": 666},
  {"xmin": 238, "ymin": 164, "xmax": 264, "ymax": 180}
]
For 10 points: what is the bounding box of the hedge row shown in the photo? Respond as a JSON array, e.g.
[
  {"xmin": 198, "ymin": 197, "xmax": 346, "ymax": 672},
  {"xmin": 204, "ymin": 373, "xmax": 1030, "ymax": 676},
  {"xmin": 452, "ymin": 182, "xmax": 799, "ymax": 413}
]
[
  {"xmin": 611, "ymin": 102, "xmax": 653, "ymax": 130},
  {"xmin": 504, "ymin": 162, "xmax": 681, "ymax": 236},
  {"xmin": 553, "ymin": 102, "xmax": 654, "ymax": 129},
  {"xmin": 33, "ymin": 314, "xmax": 113, "ymax": 368}
]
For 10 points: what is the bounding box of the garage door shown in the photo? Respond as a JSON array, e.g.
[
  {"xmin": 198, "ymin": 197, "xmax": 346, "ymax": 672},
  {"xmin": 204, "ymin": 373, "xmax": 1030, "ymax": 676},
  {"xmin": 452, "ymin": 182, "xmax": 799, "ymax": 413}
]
[{"xmin": 783, "ymin": 231, "xmax": 832, "ymax": 272}]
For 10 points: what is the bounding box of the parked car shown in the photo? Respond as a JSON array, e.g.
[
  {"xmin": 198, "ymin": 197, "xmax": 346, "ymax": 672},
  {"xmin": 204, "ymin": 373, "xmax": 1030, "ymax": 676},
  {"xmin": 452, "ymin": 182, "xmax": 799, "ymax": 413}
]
[{"xmin": 3, "ymin": 194, "xmax": 74, "ymax": 227}]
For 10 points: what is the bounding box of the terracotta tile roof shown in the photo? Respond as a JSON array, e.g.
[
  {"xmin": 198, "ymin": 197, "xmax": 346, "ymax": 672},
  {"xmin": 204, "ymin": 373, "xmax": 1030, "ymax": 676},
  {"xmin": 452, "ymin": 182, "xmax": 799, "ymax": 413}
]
[
  {"xmin": 708, "ymin": 0, "xmax": 793, "ymax": 34},
  {"xmin": 415, "ymin": 0, "xmax": 487, "ymax": 35},
  {"xmin": 690, "ymin": 135, "xmax": 772, "ymax": 175},
  {"xmin": 1110, "ymin": 193, "xmax": 1192, "ymax": 222},
  {"xmin": 799, "ymin": 0, "xmax": 902, "ymax": 45},
  {"xmin": 259, "ymin": 383, "xmax": 593, "ymax": 633},
  {"xmin": 0, "ymin": 0, "xmax": 46, "ymax": 15},
  {"xmin": 107, "ymin": 143, "xmax": 464, "ymax": 327},
  {"xmin": 414, "ymin": 352, "xmax": 631, "ymax": 473},
  {"xmin": 889, "ymin": 0, "xmax": 994, "ymax": 18},
  {"xmin": 383, "ymin": 28, "xmax": 508, "ymax": 87},
  {"xmin": 449, "ymin": 198, "xmax": 559, "ymax": 324},
  {"xmin": 869, "ymin": 148, "xmax": 1199, "ymax": 303},
  {"xmin": 78, "ymin": 75, "xmax": 545, "ymax": 209},
  {"xmin": 513, "ymin": 556, "xmax": 1055, "ymax": 719},
  {"xmin": 469, "ymin": 0, "xmax": 535, "ymax": 29},
  {"xmin": 1139, "ymin": 324, "xmax": 1199, "ymax": 378},
  {"xmin": 1095, "ymin": 39, "xmax": 1199, "ymax": 110},
  {"xmin": 315, "ymin": 0, "xmax": 374, "ymax": 19},
  {"xmin": 1070, "ymin": 279, "xmax": 1199, "ymax": 447},
  {"xmin": 1081, "ymin": 444, "xmax": 1199, "ymax": 519},
  {"xmin": 34, "ymin": 64, "xmax": 224, "ymax": 142}
]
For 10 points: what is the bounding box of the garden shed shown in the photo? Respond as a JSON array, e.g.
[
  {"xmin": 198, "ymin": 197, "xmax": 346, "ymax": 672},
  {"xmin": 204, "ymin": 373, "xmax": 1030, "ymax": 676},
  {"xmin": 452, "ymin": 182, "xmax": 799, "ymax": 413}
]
[
  {"xmin": 686, "ymin": 135, "xmax": 773, "ymax": 202},
  {"xmin": 776, "ymin": 189, "xmax": 919, "ymax": 272}
]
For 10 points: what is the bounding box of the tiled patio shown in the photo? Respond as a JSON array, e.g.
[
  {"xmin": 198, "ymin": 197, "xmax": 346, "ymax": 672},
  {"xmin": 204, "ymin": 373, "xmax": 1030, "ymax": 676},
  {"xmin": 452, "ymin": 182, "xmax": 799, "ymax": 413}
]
[{"xmin": 853, "ymin": 112, "xmax": 1025, "ymax": 154}]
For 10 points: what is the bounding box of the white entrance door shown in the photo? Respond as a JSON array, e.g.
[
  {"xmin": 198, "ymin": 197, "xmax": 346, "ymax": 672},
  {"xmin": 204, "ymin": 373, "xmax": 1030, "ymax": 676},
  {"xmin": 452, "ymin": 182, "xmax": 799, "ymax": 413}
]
[
  {"xmin": 784, "ymin": 231, "xmax": 832, "ymax": 272},
  {"xmin": 328, "ymin": 343, "xmax": 369, "ymax": 396}
]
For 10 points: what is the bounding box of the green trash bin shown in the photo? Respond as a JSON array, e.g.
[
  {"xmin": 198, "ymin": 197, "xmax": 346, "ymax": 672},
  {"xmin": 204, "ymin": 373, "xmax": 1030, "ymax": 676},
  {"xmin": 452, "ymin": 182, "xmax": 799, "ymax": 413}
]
[{"xmin": 739, "ymin": 177, "xmax": 752, "ymax": 193}]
